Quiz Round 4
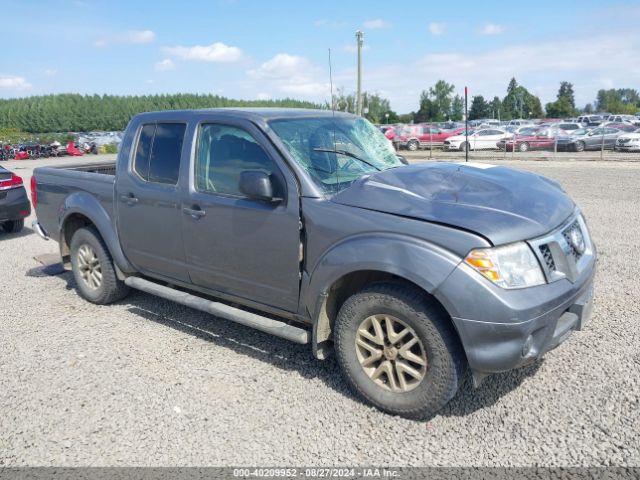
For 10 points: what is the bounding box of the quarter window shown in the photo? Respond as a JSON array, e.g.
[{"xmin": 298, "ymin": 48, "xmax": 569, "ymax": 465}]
[{"xmin": 196, "ymin": 124, "xmax": 276, "ymax": 196}]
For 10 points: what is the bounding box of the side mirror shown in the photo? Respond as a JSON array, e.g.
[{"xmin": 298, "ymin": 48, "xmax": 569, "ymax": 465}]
[
  {"xmin": 239, "ymin": 171, "xmax": 281, "ymax": 203},
  {"xmin": 396, "ymin": 154, "xmax": 409, "ymax": 165}
]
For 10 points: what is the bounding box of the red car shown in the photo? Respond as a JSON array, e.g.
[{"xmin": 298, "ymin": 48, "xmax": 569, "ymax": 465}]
[
  {"xmin": 395, "ymin": 124, "xmax": 458, "ymax": 151},
  {"xmin": 497, "ymin": 128, "xmax": 564, "ymax": 152}
]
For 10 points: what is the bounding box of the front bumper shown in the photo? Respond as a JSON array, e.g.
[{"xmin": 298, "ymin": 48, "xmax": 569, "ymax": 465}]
[
  {"xmin": 0, "ymin": 187, "xmax": 31, "ymax": 222},
  {"xmin": 433, "ymin": 247, "xmax": 596, "ymax": 376}
]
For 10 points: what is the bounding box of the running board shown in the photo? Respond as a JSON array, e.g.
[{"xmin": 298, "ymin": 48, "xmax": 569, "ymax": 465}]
[{"xmin": 124, "ymin": 277, "xmax": 310, "ymax": 344}]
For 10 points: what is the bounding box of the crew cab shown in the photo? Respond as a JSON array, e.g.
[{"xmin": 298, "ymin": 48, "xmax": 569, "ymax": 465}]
[{"xmin": 31, "ymin": 109, "xmax": 596, "ymax": 419}]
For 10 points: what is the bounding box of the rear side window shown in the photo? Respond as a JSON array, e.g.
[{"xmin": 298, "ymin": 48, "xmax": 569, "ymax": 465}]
[
  {"xmin": 133, "ymin": 123, "xmax": 186, "ymax": 185},
  {"xmin": 133, "ymin": 124, "xmax": 155, "ymax": 180}
]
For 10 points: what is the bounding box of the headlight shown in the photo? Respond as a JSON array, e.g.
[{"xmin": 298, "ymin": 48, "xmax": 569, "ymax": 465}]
[{"xmin": 464, "ymin": 242, "xmax": 545, "ymax": 289}]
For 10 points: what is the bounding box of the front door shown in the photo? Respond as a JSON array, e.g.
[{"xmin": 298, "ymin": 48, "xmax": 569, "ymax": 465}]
[
  {"xmin": 182, "ymin": 119, "xmax": 301, "ymax": 312},
  {"xmin": 116, "ymin": 122, "xmax": 190, "ymax": 282}
]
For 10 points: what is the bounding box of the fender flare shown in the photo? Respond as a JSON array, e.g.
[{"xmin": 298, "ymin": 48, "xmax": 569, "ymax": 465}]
[
  {"xmin": 58, "ymin": 191, "xmax": 136, "ymax": 274},
  {"xmin": 305, "ymin": 233, "xmax": 461, "ymax": 357}
]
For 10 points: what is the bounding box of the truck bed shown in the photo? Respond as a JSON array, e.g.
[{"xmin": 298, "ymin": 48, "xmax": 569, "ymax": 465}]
[{"xmin": 33, "ymin": 161, "xmax": 117, "ymax": 242}]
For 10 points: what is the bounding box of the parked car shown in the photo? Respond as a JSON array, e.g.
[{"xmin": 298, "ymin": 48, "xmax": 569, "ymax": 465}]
[
  {"xmin": 0, "ymin": 166, "xmax": 30, "ymax": 233},
  {"xmin": 601, "ymin": 122, "xmax": 637, "ymax": 132},
  {"xmin": 444, "ymin": 128, "xmax": 510, "ymax": 151},
  {"xmin": 395, "ymin": 124, "xmax": 456, "ymax": 151},
  {"xmin": 31, "ymin": 108, "xmax": 596, "ymax": 419},
  {"xmin": 556, "ymin": 127, "xmax": 623, "ymax": 152},
  {"xmin": 507, "ymin": 119, "xmax": 534, "ymax": 127},
  {"xmin": 614, "ymin": 128, "xmax": 640, "ymax": 152},
  {"xmin": 497, "ymin": 128, "xmax": 561, "ymax": 152},
  {"xmin": 606, "ymin": 114, "xmax": 639, "ymax": 125},
  {"xmin": 576, "ymin": 115, "xmax": 603, "ymax": 127}
]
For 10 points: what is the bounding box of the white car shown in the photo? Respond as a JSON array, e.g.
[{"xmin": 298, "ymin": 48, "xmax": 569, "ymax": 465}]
[
  {"xmin": 614, "ymin": 128, "xmax": 640, "ymax": 152},
  {"xmin": 444, "ymin": 128, "xmax": 512, "ymax": 151}
]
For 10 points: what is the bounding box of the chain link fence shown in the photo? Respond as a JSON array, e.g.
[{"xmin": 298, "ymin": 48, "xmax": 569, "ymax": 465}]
[{"xmin": 384, "ymin": 119, "xmax": 640, "ymax": 162}]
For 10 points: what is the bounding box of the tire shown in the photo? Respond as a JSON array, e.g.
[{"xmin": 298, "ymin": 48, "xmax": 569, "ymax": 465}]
[
  {"xmin": 2, "ymin": 219, "xmax": 24, "ymax": 233},
  {"xmin": 518, "ymin": 142, "xmax": 529, "ymax": 152},
  {"xmin": 407, "ymin": 140, "xmax": 419, "ymax": 151},
  {"xmin": 574, "ymin": 141, "xmax": 585, "ymax": 152},
  {"xmin": 334, "ymin": 282, "xmax": 465, "ymax": 420},
  {"xmin": 70, "ymin": 226, "xmax": 130, "ymax": 305},
  {"xmin": 458, "ymin": 142, "xmax": 469, "ymax": 152}
]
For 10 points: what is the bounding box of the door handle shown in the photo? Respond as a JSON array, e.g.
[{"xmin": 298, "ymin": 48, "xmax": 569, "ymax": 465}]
[
  {"xmin": 119, "ymin": 193, "xmax": 139, "ymax": 205},
  {"xmin": 182, "ymin": 206, "xmax": 206, "ymax": 219}
]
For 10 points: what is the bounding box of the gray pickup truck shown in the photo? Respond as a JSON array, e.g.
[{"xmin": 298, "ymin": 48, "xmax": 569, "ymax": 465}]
[{"xmin": 32, "ymin": 108, "xmax": 596, "ymax": 419}]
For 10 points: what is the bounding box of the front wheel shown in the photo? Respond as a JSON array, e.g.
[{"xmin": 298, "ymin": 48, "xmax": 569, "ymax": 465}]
[
  {"xmin": 518, "ymin": 142, "xmax": 530, "ymax": 152},
  {"xmin": 407, "ymin": 140, "xmax": 419, "ymax": 151},
  {"xmin": 459, "ymin": 142, "xmax": 469, "ymax": 152},
  {"xmin": 334, "ymin": 282, "xmax": 465, "ymax": 419},
  {"xmin": 70, "ymin": 227, "xmax": 130, "ymax": 304},
  {"xmin": 574, "ymin": 141, "xmax": 585, "ymax": 152}
]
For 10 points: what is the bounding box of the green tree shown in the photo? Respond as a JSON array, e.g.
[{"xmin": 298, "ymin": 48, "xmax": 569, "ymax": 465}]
[
  {"xmin": 329, "ymin": 89, "xmax": 398, "ymax": 124},
  {"xmin": 450, "ymin": 95, "xmax": 464, "ymax": 121},
  {"xmin": 502, "ymin": 78, "xmax": 544, "ymax": 119},
  {"xmin": 416, "ymin": 80, "xmax": 456, "ymax": 122},
  {"xmin": 545, "ymin": 81, "xmax": 577, "ymax": 118},
  {"xmin": 468, "ymin": 95, "xmax": 490, "ymax": 120},
  {"xmin": 595, "ymin": 88, "xmax": 640, "ymax": 113},
  {"xmin": 0, "ymin": 93, "xmax": 320, "ymax": 133}
]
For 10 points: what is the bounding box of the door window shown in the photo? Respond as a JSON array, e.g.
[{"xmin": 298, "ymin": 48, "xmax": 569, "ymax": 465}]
[
  {"xmin": 133, "ymin": 123, "xmax": 186, "ymax": 185},
  {"xmin": 196, "ymin": 124, "xmax": 276, "ymax": 197}
]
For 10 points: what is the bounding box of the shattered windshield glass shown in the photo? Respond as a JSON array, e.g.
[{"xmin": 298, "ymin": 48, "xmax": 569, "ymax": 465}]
[{"xmin": 269, "ymin": 116, "xmax": 403, "ymax": 195}]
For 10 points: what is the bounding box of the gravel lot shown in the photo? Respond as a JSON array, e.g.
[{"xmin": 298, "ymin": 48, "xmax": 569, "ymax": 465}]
[{"xmin": 1, "ymin": 154, "xmax": 639, "ymax": 466}]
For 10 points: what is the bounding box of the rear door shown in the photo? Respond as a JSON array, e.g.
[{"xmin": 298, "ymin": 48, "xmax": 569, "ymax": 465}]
[
  {"xmin": 116, "ymin": 122, "xmax": 190, "ymax": 281},
  {"xmin": 181, "ymin": 117, "xmax": 302, "ymax": 312}
]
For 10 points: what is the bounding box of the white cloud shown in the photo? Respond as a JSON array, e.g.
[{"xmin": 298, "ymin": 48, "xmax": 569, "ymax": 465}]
[
  {"xmin": 363, "ymin": 19, "xmax": 390, "ymax": 29},
  {"xmin": 94, "ymin": 30, "xmax": 155, "ymax": 47},
  {"xmin": 248, "ymin": 53, "xmax": 329, "ymax": 98},
  {"xmin": 428, "ymin": 22, "xmax": 445, "ymax": 35},
  {"xmin": 125, "ymin": 30, "xmax": 156, "ymax": 44},
  {"xmin": 154, "ymin": 58, "xmax": 175, "ymax": 72},
  {"xmin": 163, "ymin": 42, "xmax": 243, "ymax": 63},
  {"xmin": 44, "ymin": 69, "xmax": 57, "ymax": 77},
  {"xmin": 0, "ymin": 75, "xmax": 32, "ymax": 90},
  {"xmin": 256, "ymin": 92, "xmax": 271, "ymax": 100},
  {"xmin": 480, "ymin": 23, "xmax": 504, "ymax": 35},
  {"xmin": 348, "ymin": 31, "xmax": 640, "ymax": 112}
]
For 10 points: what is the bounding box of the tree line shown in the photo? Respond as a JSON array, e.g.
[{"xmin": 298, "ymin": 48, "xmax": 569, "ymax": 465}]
[
  {"xmin": 0, "ymin": 93, "xmax": 319, "ymax": 133},
  {"xmin": 1, "ymin": 82, "xmax": 639, "ymax": 134}
]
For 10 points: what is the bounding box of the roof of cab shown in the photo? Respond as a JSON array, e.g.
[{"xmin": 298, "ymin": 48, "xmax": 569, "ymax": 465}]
[{"xmin": 133, "ymin": 108, "xmax": 355, "ymax": 122}]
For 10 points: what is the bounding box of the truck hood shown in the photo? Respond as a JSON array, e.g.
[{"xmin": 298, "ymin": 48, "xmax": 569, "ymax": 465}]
[{"xmin": 331, "ymin": 162, "xmax": 575, "ymax": 245}]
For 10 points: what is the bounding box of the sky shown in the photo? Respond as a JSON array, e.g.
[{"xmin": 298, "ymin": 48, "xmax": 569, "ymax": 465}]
[{"xmin": 2, "ymin": 0, "xmax": 640, "ymax": 113}]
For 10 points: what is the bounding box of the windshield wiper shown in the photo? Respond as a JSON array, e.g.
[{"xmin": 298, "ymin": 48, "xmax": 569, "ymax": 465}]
[{"xmin": 312, "ymin": 148, "xmax": 381, "ymax": 171}]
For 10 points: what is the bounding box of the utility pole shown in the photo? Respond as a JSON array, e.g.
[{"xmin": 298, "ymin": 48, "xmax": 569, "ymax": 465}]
[
  {"xmin": 356, "ymin": 30, "xmax": 364, "ymax": 116},
  {"xmin": 464, "ymin": 86, "xmax": 469, "ymax": 163}
]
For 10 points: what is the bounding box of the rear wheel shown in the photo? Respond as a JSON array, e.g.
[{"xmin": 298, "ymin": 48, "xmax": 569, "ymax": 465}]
[
  {"xmin": 574, "ymin": 141, "xmax": 585, "ymax": 152},
  {"xmin": 334, "ymin": 282, "xmax": 465, "ymax": 419},
  {"xmin": 70, "ymin": 227, "xmax": 130, "ymax": 304},
  {"xmin": 407, "ymin": 140, "xmax": 419, "ymax": 151},
  {"xmin": 518, "ymin": 142, "xmax": 529, "ymax": 152},
  {"xmin": 2, "ymin": 219, "xmax": 24, "ymax": 233}
]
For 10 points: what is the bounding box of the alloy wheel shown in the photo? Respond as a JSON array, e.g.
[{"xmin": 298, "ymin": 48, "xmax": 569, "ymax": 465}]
[{"xmin": 355, "ymin": 314, "xmax": 427, "ymax": 393}]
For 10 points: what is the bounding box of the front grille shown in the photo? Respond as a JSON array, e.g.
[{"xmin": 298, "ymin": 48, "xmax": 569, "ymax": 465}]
[
  {"xmin": 539, "ymin": 244, "xmax": 556, "ymax": 271},
  {"xmin": 529, "ymin": 213, "xmax": 593, "ymax": 283},
  {"xmin": 561, "ymin": 220, "xmax": 584, "ymax": 261}
]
